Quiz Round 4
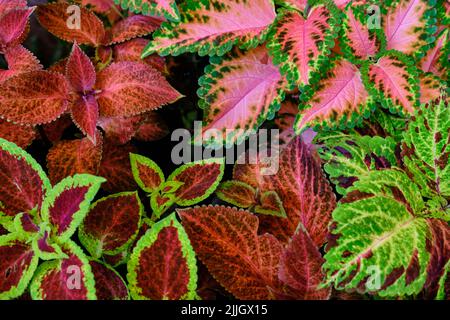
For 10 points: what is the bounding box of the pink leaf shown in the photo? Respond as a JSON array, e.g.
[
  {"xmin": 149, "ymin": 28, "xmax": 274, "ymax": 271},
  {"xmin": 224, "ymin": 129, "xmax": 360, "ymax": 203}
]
[
  {"xmin": 71, "ymin": 95, "xmax": 99, "ymax": 144},
  {"xmin": 106, "ymin": 15, "xmax": 163, "ymax": 45},
  {"xmin": 95, "ymin": 62, "xmax": 182, "ymax": 117},
  {"xmin": 0, "ymin": 7, "xmax": 34, "ymax": 50},
  {"xmin": 419, "ymin": 29, "xmax": 448, "ymax": 79},
  {"xmin": 113, "ymin": 38, "xmax": 166, "ymax": 72},
  {"xmin": 66, "ymin": 44, "xmax": 96, "ymax": 92},
  {"xmin": 0, "ymin": 45, "xmax": 42, "ymax": 83}
]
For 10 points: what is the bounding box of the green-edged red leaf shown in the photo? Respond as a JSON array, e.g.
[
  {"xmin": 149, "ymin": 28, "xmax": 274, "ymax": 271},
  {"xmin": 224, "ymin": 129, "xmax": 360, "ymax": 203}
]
[
  {"xmin": 130, "ymin": 153, "xmax": 164, "ymax": 194},
  {"xmin": 95, "ymin": 62, "xmax": 182, "ymax": 117},
  {"xmin": 179, "ymin": 206, "xmax": 283, "ymax": 300},
  {"xmin": 36, "ymin": 3, "xmax": 106, "ymax": 46},
  {"xmin": 46, "ymin": 133, "xmax": 103, "ymax": 184},
  {"xmin": 79, "ymin": 192, "xmax": 143, "ymax": 258},
  {"xmin": 197, "ymin": 47, "xmax": 287, "ymax": 147},
  {"xmin": 143, "ymin": 0, "xmax": 276, "ymax": 57},
  {"xmin": 30, "ymin": 241, "xmax": 96, "ymax": 300},
  {"xmin": 216, "ymin": 181, "xmax": 256, "ymax": 209},
  {"xmin": 0, "ymin": 71, "xmax": 70, "ymax": 125},
  {"xmin": 168, "ymin": 158, "xmax": 225, "ymax": 206},
  {"xmin": 90, "ymin": 260, "xmax": 129, "ymax": 300},
  {"xmin": 41, "ymin": 174, "xmax": 105, "ymax": 241},
  {"xmin": 0, "ymin": 138, "xmax": 51, "ymax": 216},
  {"xmin": 267, "ymin": 4, "xmax": 338, "ymax": 87},
  {"xmin": 127, "ymin": 213, "xmax": 197, "ymax": 300},
  {"xmin": 0, "ymin": 234, "xmax": 39, "ymax": 299}
]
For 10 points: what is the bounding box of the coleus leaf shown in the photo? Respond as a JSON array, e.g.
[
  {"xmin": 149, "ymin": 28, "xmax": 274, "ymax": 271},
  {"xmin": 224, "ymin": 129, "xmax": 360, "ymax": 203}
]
[
  {"xmin": 32, "ymin": 231, "xmax": 66, "ymax": 261},
  {"xmin": 216, "ymin": 181, "xmax": 256, "ymax": 209},
  {"xmin": 46, "ymin": 133, "xmax": 103, "ymax": 184},
  {"xmin": 179, "ymin": 205, "xmax": 282, "ymax": 300},
  {"xmin": 0, "ymin": 138, "xmax": 51, "ymax": 216},
  {"xmin": 0, "ymin": 7, "xmax": 34, "ymax": 51},
  {"xmin": 71, "ymin": 95, "xmax": 100, "ymax": 144},
  {"xmin": 383, "ymin": 0, "xmax": 436, "ymax": 56},
  {"xmin": 267, "ymin": 3, "xmax": 339, "ymax": 87},
  {"xmin": 79, "ymin": 0, "xmax": 115, "ymax": 14},
  {"xmin": 0, "ymin": 234, "xmax": 39, "ymax": 299},
  {"xmin": 133, "ymin": 111, "xmax": 169, "ymax": 142},
  {"xmin": 402, "ymin": 97, "xmax": 449, "ymax": 198},
  {"xmin": 324, "ymin": 169, "xmax": 432, "ymax": 297},
  {"xmin": 143, "ymin": 0, "xmax": 276, "ymax": 57},
  {"xmin": 90, "ymin": 260, "xmax": 129, "ymax": 300},
  {"xmin": 0, "ymin": 45, "xmax": 42, "ymax": 83},
  {"xmin": 0, "ymin": 120, "xmax": 36, "ymax": 149},
  {"xmin": 316, "ymin": 132, "xmax": 397, "ymax": 195},
  {"xmin": 277, "ymin": 224, "xmax": 331, "ymax": 300},
  {"xmin": 130, "ymin": 153, "xmax": 164, "ymax": 194},
  {"xmin": 0, "ymin": 0, "xmax": 28, "ymax": 13},
  {"xmin": 115, "ymin": 0, "xmax": 180, "ymax": 21},
  {"xmin": 275, "ymin": 0, "xmax": 308, "ymax": 11},
  {"xmin": 42, "ymin": 114, "xmax": 73, "ymax": 143},
  {"xmin": 105, "ymin": 15, "xmax": 163, "ymax": 45},
  {"xmin": 41, "ymin": 174, "xmax": 105, "ymax": 242},
  {"xmin": 30, "ymin": 241, "xmax": 97, "ymax": 300},
  {"xmin": 0, "ymin": 71, "xmax": 70, "ymax": 125},
  {"xmin": 95, "ymin": 62, "xmax": 182, "ymax": 117},
  {"xmin": 113, "ymin": 38, "xmax": 166, "ymax": 72},
  {"xmin": 167, "ymin": 158, "xmax": 225, "ymax": 206},
  {"xmin": 127, "ymin": 213, "xmax": 197, "ymax": 300},
  {"xmin": 341, "ymin": 5, "xmax": 380, "ymax": 61},
  {"xmin": 418, "ymin": 73, "xmax": 446, "ymax": 105},
  {"xmin": 197, "ymin": 47, "xmax": 287, "ymax": 147},
  {"xmin": 79, "ymin": 192, "xmax": 143, "ymax": 258},
  {"xmin": 362, "ymin": 51, "xmax": 419, "ymax": 116},
  {"xmin": 36, "ymin": 3, "xmax": 106, "ymax": 47},
  {"xmin": 294, "ymin": 58, "xmax": 371, "ymax": 135},
  {"xmin": 66, "ymin": 44, "xmax": 96, "ymax": 93},
  {"xmin": 98, "ymin": 141, "xmax": 138, "ymax": 192},
  {"xmin": 419, "ymin": 29, "xmax": 449, "ymax": 80}
]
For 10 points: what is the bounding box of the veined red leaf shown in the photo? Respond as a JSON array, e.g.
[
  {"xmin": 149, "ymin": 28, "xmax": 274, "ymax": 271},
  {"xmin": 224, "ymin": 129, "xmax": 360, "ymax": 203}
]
[
  {"xmin": 197, "ymin": 47, "xmax": 287, "ymax": 147},
  {"xmin": 0, "ymin": 138, "xmax": 51, "ymax": 216},
  {"xmin": 30, "ymin": 241, "xmax": 97, "ymax": 300},
  {"xmin": 384, "ymin": 0, "xmax": 435, "ymax": 55},
  {"xmin": 0, "ymin": 45, "xmax": 42, "ymax": 83},
  {"xmin": 216, "ymin": 181, "xmax": 256, "ymax": 209},
  {"xmin": 364, "ymin": 51, "xmax": 419, "ymax": 115},
  {"xmin": 41, "ymin": 174, "xmax": 105, "ymax": 241},
  {"xmin": 113, "ymin": 38, "xmax": 166, "ymax": 72},
  {"xmin": 0, "ymin": 234, "xmax": 39, "ymax": 299},
  {"xmin": 179, "ymin": 205, "xmax": 283, "ymax": 300},
  {"xmin": 114, "ymin": 0, "xmax": 180, "ymax": 21},
  {"xmin": 130, "ymin": 153, "xmax": 164, "ymax": 194},
  {"xmin": 98, "ymin": 115, "xmax": 142, "ymax": 145},
  {"xmin": 127, "ymin": 213, "xmax": 197, "ymax": 300},
  {"xmin": 36, "ymin": 3, "xmax": 106, "ymax": 46},
  {"xmin": 0, "ymin": 7, "xmax": 34, "ymax": 50},
  {"xmin": 0, "ymin": 120, "xmax": 36, "ymax": 148},
  {"xmin": 0, "ymin": 71, "xmax": 69, "ymax": 125},
  {"xmin": 71, "ymin": 95, "xmax": 99, "ymax": 144},
  {"xmin": 106, "ymin": 15, "xmax": 163, "ymax": 45},
  {"xmin": 267, "ymin": 4, "xmax": 339, "ymax": 87},
  {"xmin": 66, "ymin": 44, "xmax": 96, "ymax": 92},
  {"xmin": 0, "ymin": 0, "xmax": 27, "ymax": 13},
  {"xmin": 46, "ymin": 133, "xmax": 103, "ymax": 184},
  {"xmin": 143, "ymin": 0, "xmax": 276, "ymax": 57},
  {"xmin": 98, "ymin": 141, "xmax": 137, "ymax": 192},
  {"xmin": 168, "ymin": 158, "xmax": 225, "ymax": 206},
  {"xmin": 95, "ymin": 62, "xmax": 182, "ymax": 117},
  {"xmin": 41, "ymin": 114, "xmax": 73, "ymax": 143},
  {"xmin": 79, "ymin": 192, "xmax": 143, "ymax": 258},
  {"xmin": 419, "ymin": 29, "xmax": 448, "ymax": 79},
  {"xmin": 342, "ymin": 6, "xmax": 379, "ymax": 60},
  {"xmin": 278, "ymin": 225, "xmax": 331, "ymax": 299},
  {"xmin": 90, "ymin": 260, "xmax": 129, "ymax": 300},
  {"xmin": 133, "ymin": 112, "xmax": 169, "ymax": 141},
  {"xmin": 295, "ymin": 58, "xmax": 371, "ymax": 133}
]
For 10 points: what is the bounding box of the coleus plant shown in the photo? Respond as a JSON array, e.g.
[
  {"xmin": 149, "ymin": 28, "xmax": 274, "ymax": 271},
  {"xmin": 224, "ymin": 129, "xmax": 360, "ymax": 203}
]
[{"xmin": 0, "ymin": 138, "xmax": 128, "ymax": 300}]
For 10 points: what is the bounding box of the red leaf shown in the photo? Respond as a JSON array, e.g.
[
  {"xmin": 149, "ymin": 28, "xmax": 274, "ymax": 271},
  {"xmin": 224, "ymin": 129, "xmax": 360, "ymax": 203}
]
[
  {"xmin": 113, "ymin": 38, "xmax": 166, "ymax": 73},
  {"xmin": 80, "ymin": 0, "xmax": 115, "ymax": 14},
  {"xmin": 36, "ymin": 3, "xmax": 106, "ymax": 46},
  {"xmin": 278, "ymin": 225, "xmax": 330, "ymax": 299},
  {"xmin": 41, "ymin": 114, "xmax": 73, "ymax": 143},
  {"xmin": 178, "ymin": 205, "xmax": 283, "ymax": 300},
  {"xmin": 0, "ymin": 7, "xmax": 34, "ymax": 50},
  {"xmin": 0, "ymin": 0, "xmax": 27, "ymax": 13},
  {"xmin": 95, "ymin": 62, "xmax": 182, "ymax": 117},
  {"xmin": 90, "ymin": 260, "xmax": 128, "ymax": 300},
  {"xmin": 133, "ymin": 111, "xmax": 169, "ymax": 142},
  {"xmin": 66, "ymin": 44, "xmax": 96, "ymax": 92},
  {"xmin": 98, "ymin": 141, "xmax": 137, "ymax": 192},
  {"xmin": 0, "ymin": 138, "xmax": 50, "ymax": 216},
  {"xmin": 130, "ymin": 153, "xmax": 164, "ymax": 194},
  {"xmin": 79, "ymin": 192, "xmax": 142, "ymax": 257},
  {"xmin": 106, "ymin": 15, "xmax": 163, "ymax": 45},
  {"xmin": 0, "ymin": 71, "xmax": 70, "ymax": 125},
  {"xmin": 71, "ymin": 95, "xmax": 99, "ymax": 144},
  {"xmin": 46, "ymin": 133, "xmax": 103, "ymax": 184},
  {"xmin": 0, "ymin": 120, "xmax": 36, "ymax": 148},
  {"xmin": 127, "ymin": 214, "xmax": 197, "ymax": 300},
  {"xmin": 0, "ymin": 45, "xmax": 42, "ymax": 83},
  {"xmin": 98, "ymin": 114, "xmax": 142, "ymax": 145}
]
